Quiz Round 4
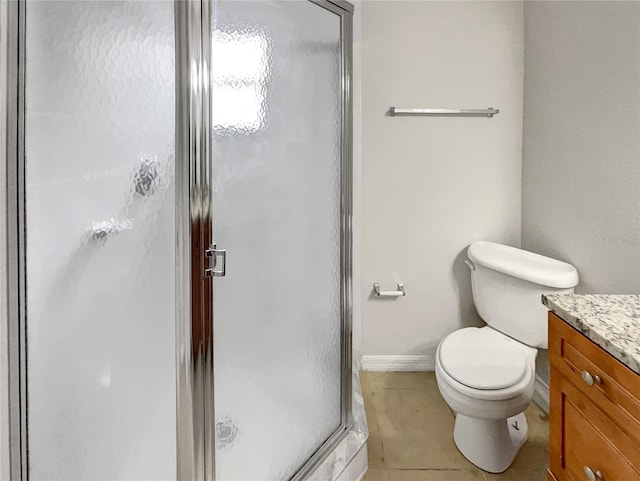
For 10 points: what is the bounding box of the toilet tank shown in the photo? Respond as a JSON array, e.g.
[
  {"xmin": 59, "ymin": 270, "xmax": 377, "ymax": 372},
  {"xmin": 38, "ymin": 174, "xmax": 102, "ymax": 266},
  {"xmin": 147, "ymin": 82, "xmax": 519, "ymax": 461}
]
[{"xmin": 467, "ymin": 241, "xmax": 579, "ymax": 349}]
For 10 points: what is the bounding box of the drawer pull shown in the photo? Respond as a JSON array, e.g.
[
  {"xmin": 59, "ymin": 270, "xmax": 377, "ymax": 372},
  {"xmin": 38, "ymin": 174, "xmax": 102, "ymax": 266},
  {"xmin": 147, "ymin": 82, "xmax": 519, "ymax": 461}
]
[
  {"xmin": 582, "ymin": 370, "xmax": 602, "ymax": 386},
  {"xmin": 584, "ymin": 466, "xmax": 603, "ymax": 481}
]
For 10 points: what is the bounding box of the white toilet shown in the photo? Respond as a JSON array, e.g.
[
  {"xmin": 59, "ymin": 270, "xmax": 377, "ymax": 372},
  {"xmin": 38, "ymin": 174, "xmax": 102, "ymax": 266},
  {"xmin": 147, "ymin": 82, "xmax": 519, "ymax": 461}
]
[{"xmin": 435, "ymin": 241, "xmax": 579, "ymax": 473}]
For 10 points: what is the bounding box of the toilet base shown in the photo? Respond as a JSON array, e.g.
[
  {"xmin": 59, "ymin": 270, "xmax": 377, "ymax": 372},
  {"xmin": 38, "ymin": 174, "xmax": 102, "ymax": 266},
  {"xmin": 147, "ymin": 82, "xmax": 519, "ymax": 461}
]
[{"xmin": 453, "ymin": 411, "xmax": 528, "ymax": 473}]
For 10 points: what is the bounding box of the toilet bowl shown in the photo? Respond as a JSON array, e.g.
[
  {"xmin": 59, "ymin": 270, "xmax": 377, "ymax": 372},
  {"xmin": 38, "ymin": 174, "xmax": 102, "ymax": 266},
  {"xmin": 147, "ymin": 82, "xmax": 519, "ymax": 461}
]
[
  {"xmin": 436, "ymin": 327, "xmax": 537, "ymax": 472},
  {"xmin": 435, "ymin": 241, "xmax": 579, "ymax": 473}
]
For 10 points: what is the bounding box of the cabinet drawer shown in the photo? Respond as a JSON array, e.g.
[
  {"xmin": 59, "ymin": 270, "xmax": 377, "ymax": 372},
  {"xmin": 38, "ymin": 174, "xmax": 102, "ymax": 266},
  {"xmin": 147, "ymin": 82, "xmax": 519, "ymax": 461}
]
[
  {"xmin": 549, "ymin": 374, "xmax": 640, "ymax": 480},
  {"xmin": 565, "ymin": 395, "xmax": 638, "ymax": 481},
  {"xmin": 548, "ymin": 312, "xmax": 640, "ymax": 444}
]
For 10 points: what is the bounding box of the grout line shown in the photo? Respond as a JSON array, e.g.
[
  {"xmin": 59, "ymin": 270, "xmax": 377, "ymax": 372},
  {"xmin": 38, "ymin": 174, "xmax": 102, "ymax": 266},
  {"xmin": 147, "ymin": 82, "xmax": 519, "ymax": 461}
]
[{"xmin": 369, "ymin": 388, "xmax": 386, "ymax": 467}]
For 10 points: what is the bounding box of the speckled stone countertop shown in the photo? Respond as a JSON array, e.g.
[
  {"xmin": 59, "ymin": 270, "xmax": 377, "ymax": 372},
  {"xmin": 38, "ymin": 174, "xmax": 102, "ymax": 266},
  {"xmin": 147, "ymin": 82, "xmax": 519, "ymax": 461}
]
[{"xmin": 542, "ymin": 294, "xmax": 640, "ymax": 375}]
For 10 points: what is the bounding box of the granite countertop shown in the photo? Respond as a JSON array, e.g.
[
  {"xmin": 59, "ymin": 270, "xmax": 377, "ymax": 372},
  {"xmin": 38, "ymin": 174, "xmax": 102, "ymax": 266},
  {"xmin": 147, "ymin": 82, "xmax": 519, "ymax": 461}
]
[{"xmin": 542, "ymin": 294, "xmax": 640, "ymax": 375}]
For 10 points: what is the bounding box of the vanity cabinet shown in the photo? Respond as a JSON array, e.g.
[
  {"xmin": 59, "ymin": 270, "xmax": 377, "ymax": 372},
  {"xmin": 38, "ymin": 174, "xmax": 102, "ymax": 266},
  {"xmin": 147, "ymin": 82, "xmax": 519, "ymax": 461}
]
[{"xmin": 548, "ymin": 312, "xmax": 640, "ymax": 481}]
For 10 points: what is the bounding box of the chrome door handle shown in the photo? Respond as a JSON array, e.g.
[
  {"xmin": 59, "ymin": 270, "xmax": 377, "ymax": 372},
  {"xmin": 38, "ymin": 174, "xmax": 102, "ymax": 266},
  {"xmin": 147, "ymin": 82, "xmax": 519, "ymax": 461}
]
[
  {"xmin": 205, "ymin": 244, "xmax": 226, "ymax": 277},
  {"xmin": 584, "ymin": 466, "xmax": 603, "ymax": 481},
  {"xmin": 582, "ymin": 370, "xmax": 602, "ymax": 386}
]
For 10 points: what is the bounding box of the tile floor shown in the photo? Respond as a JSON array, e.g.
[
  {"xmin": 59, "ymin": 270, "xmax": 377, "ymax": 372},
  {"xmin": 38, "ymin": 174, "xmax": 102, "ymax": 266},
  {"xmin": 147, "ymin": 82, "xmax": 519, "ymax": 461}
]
[{"xmin": 360, "ymin": 372, "xmax": 549, "ymax": 481}]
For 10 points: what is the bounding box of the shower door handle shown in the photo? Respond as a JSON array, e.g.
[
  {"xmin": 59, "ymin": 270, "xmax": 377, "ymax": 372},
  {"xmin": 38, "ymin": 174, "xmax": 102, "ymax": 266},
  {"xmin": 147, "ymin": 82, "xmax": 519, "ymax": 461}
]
[{"xmin": 205, "ymin": 244, "xmax": 226, "ymax": 277}]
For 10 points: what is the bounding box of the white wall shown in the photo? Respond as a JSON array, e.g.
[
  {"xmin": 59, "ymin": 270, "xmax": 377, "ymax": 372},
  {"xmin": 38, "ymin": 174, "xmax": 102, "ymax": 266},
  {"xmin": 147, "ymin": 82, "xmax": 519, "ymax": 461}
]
[
  {"xmin": 522, "ymin": 1, "xmax": 640, "ymax": 385},
  {"xmin": 522, "ymin": 1, "xmax": 640, "ymax": 295},
  {"xmin": 361, "ymin": 1, "xmax": 524, "ymax": 364}
]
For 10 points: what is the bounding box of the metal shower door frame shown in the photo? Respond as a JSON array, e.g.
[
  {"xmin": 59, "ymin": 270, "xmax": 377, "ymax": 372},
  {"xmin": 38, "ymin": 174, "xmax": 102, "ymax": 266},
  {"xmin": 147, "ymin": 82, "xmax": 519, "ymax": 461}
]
[
  {"xmin": 180, "ymin": 0, "xmax": 355, "ymax": 478},
  {"xmin": 264, "ymin": 1, "xmax": 354, "ymax": 480},
  {"xmin": 205, "ymin": 0, "xmax": 353, "ymax": 479},
  {"xmin": 175, "ymin": 1, "xmax": 214, "ymax": 480},
  {"xmin": 4, "ymin": 0, "xmax": 352, "ymax": 479},
  {"xmin": 5, "ymin": 1, "xmax": 27, "ymax": 479},
  {"xmin": 4, "ymin": 0, "xmax": 214, "ymax": 479}
]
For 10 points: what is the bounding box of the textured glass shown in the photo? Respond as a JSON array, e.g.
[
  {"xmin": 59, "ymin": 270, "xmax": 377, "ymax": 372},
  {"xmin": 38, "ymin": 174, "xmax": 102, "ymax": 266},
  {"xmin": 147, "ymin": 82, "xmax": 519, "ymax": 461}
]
[
  {"xmin": 211, "ymin": 2, "xmax": 343, "ymax": 480},
  {"xmin": 25, "ymin": 2, "xmax": 176, "ymax": 479}
]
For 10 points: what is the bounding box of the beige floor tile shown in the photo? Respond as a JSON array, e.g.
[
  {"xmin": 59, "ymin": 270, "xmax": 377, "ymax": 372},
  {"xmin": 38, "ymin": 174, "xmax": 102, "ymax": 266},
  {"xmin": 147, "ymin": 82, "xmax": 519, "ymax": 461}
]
[
  {"xmin": 388, "ymin": 469, "xmax": 486, "ymax": 481},
  {"xmin": 361, "ymin": 372, "xmax": 550, "ymax": 478},
  {"xmin": 361, "ymin": 371, "xmax": 375, "ymax": 394},
  {"xmin": 374, "ymin": 386, "xmax": 478, "ymax": 470},
  {"xmin": 362, "ymin": 469, "xmax": 391, "ymax": 481},
  {"xmin": 360, "ymin": 371, "xmax": 386, "ymax": 393},
  {"xmin": 361, "ymin": 371, "xmax": 434, "ymax": 391},
  {"xmin": 364, "ymin": 388, "xmax": 381, "ymax": 434},
  {"xmin": 484, "ymin": 469, "xmax": 547, "ymax": 481},
  {"xmin": 367, "ymin": 429, "xmax": 386, "ymax": 468},
  {"xmin": 511, "ymin": 404, "xmax": 549, "ymax": 469}
]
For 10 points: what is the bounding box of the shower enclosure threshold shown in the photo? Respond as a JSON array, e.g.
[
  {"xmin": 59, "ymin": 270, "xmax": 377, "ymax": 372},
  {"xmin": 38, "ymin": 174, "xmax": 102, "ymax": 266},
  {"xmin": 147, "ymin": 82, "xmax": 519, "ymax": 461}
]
[{"xmin": 306, "ymin": 367, "xmax": 369, "ymax": 481}]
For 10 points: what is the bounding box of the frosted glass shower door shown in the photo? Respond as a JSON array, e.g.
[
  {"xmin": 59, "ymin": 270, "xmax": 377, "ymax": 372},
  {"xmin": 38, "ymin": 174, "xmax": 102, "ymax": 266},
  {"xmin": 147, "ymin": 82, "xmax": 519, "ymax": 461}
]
[
  {"xmin": 24, "ymin": 1, "xmax": 178, "ymax": 479},
  {"xmin": 211, "ymin": 1, "xmax": 346, "ymax": 480}
]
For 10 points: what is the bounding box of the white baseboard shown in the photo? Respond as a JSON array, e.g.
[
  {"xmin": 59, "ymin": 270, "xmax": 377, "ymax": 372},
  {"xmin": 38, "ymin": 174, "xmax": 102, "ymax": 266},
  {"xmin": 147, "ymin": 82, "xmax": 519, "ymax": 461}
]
[
  {"xmin": 361, "ymin": 355, "xmax": 435, "ymax": 372},
  {"xmin": 532, "ymin": 374, "xmax": 549, "ymax": 414}
]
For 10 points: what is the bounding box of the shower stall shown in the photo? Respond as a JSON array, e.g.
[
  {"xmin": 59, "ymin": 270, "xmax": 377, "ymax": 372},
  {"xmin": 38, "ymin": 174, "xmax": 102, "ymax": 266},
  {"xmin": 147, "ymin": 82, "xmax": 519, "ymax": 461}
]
[{"xmin": 3, "ymin": 0, "xmax": 365, "ymax": 480}]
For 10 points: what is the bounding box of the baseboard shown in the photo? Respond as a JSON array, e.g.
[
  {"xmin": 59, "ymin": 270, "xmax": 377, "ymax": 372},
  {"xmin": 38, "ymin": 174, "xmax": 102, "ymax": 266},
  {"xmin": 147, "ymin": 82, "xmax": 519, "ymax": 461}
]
[
  {"xmin": 532, "ymin": 374, "xmax": 549, "ymax": 414},
  {"xmin": 361, "ymin": 355, "xmax": 435, "ymax": 372}
]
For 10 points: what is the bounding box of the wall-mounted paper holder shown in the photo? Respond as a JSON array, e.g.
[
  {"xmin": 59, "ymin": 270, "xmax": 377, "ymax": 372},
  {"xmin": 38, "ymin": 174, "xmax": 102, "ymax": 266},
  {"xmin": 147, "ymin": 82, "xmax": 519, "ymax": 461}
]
[{"xmin": 373, "ymin": 283, "xmax": 406, "ymax": 297}]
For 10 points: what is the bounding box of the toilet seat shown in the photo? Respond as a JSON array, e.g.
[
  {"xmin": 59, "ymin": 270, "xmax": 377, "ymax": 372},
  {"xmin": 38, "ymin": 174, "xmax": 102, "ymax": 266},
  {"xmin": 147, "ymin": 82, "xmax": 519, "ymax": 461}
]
[
  {"xmin": 435, "ymin": 329, "xmax": 538, "ymax": 472},
  {"xmin": 438, "ymin": 327, "xmax": 531, "ymax": 391}
]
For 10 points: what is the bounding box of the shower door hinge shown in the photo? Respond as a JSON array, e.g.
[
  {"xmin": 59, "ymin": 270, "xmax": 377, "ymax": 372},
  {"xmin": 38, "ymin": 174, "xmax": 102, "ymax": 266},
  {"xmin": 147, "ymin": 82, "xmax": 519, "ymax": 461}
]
[{"xmin": 205, "ymin": 244, "xmax": 226, "ymax": 277}]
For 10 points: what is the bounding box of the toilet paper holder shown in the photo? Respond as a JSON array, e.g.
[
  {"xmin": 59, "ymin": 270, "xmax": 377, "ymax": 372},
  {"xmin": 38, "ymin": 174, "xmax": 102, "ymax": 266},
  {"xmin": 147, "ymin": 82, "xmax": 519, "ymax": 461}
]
[{"xmin": 373, "ymin": 283, "xmax": 406, "ymax": 297}]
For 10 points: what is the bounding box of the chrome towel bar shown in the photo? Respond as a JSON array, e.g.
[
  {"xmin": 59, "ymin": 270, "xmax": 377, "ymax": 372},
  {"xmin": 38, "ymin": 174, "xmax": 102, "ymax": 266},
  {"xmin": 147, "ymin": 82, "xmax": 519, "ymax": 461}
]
[
  {"xmin": 373, "ymin": 283, "xmax": 406, "ymax": 298},
  {"xmin": 389, "ymin": 107, "xmax": 499, "ymax": 118}
]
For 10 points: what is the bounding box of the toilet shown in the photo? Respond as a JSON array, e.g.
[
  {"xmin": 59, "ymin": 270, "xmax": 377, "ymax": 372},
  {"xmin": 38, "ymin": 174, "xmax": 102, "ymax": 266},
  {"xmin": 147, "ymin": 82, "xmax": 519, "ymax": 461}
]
[{"xmin": 435, "ymin": 241, "xmax": 579, "ymax": 473}]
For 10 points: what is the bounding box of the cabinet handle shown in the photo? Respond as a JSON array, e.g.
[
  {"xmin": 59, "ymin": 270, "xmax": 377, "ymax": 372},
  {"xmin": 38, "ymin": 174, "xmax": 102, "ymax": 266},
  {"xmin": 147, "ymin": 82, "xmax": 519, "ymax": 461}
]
[
  {"xmin": 582, "ymin": 370, "xmax": 602, "ymax": 386},
  {"xmin": 584, "ymin": 466, "xmax": 603, "ymax": 481}
]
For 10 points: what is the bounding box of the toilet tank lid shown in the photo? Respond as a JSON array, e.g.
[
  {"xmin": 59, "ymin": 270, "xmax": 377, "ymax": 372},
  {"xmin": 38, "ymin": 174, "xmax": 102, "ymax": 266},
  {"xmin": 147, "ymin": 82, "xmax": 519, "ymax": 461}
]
[{"xmin": 467, "ymin": 241, "xmax": 579, "ymax": 289}]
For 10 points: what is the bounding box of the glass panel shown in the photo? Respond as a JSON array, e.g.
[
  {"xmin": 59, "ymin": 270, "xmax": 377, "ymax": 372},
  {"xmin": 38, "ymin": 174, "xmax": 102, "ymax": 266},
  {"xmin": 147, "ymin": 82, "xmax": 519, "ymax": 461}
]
[
  {"xmin": 211, "ymin": 2, "xmax": 343, "ymax": 480},
  {"xmin": 25, "ymin": 1, "xmax": 177, "ymax": 479}
]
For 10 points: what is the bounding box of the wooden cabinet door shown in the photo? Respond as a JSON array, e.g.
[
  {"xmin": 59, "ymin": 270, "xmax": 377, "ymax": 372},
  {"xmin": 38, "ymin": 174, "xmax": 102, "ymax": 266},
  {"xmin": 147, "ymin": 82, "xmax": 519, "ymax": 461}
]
[{"xmin": 549, "ymin": 370, "xmax": 640, "ymax": 481}]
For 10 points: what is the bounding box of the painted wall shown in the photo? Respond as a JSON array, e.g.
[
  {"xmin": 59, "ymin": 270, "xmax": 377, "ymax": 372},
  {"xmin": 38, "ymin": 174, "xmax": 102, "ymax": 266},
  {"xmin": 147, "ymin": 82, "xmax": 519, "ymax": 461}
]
[
  {"xmin": 522, "ymin": 1, "xmax": 640, "ymax": 296},
  {"xmin": 361, "ymin": 1, "xmax": 524, "ymax": 364},
  {"xmin": 522, "ymin": 1, "xmax": 640, "ymax": 384}
]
